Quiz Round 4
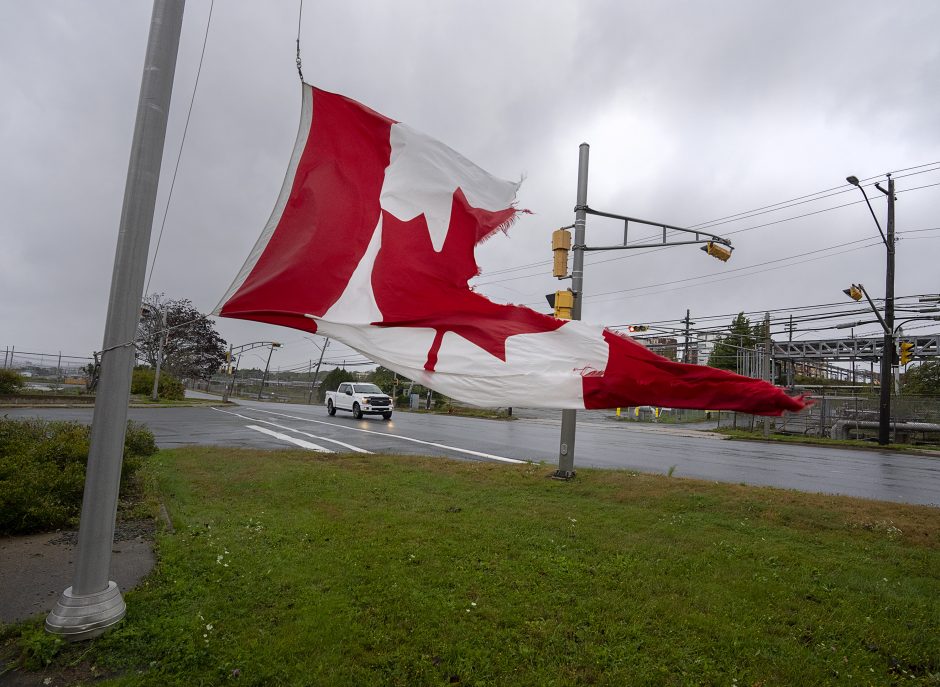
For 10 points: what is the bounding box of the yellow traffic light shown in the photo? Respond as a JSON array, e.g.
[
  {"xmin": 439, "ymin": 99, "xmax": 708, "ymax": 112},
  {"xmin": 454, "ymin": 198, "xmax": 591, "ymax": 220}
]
[
  {"xmin": 843, "ymin": 285, "xmax": 863, "ymax": 302},
  {"xmin": 546, "ymin": 289, "xmax": 574, "ymax": 319},
  {"xmin": 899, "ymin": 341, "xmax": 914, "ymax": 365},
  {"xmin": 552, "ymin": 228, "xmax": 572, "ymax": 278},
  {"xmin": 700, "ymin": 241, "xmax": 732, "ymax": 262}
]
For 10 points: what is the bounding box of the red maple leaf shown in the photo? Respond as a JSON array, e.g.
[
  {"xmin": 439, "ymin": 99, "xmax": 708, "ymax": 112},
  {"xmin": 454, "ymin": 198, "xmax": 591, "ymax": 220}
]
[{"xmin": 372, "ymin": 188, "xmax": 563, "ymax": 370}]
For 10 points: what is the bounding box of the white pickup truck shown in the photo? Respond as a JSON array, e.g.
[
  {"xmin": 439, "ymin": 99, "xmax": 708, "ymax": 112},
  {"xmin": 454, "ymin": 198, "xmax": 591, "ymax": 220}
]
[{"xmin": 325, "ymin": 382, "xmax": 393, "ymax": 420}]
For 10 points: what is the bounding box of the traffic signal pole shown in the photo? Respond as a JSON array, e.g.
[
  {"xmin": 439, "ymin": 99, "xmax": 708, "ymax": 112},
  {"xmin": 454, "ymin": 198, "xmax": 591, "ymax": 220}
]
[
  {"xmin": 550, "ymin": 145, "xmax": 734, "ymax": 479},
  {"xmin": 554, "ymin": 143, "xmax": 590, "ymax": 479},
  {"xmin": 879, "ymin": 176, "xmax": 896, "ymax": 445}
]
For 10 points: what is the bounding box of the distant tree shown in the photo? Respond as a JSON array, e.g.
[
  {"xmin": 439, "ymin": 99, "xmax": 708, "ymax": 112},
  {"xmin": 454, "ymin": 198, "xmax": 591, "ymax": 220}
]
[
  {"xmin": 318, "ymin": 367, "xmax": 356, "ymax": 402},
  {"xmin": 707, "ymin": 313, "xmax": 756, "ymax": 372},
  {"xmin": 131, "ymin": 366, "xmax": 185, "ymax": 401},
  {"xmin": 902, "ymin": 360, "xmax": 940, "ymax": 396},
  {"xmin": 0, "ymin": 369, "xmax": 25, "ymax": 395},
  {"xmin": 368, "ymin": 366, "xmax": 397, "ymax": 393},
  {"xmin": 137, "ymin": 294, "xmax": 227, "ymax": 381}
]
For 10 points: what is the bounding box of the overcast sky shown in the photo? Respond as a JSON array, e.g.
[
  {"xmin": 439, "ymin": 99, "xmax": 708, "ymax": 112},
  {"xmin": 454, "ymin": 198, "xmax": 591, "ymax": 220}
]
[{"xmin": 3, "ymin": 1, "xmax": 939, "ymax": 374}]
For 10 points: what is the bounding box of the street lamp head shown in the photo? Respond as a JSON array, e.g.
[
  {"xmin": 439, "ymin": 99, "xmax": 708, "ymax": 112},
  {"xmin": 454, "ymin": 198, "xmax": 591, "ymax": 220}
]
[{"xmin": 846, "ymin": 175, "xmax": 860, "ymax": 186}]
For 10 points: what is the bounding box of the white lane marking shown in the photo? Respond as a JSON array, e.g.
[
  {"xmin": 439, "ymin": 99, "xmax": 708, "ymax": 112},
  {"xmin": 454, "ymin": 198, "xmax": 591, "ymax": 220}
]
[
  {"xmin": 251, "ymin": 408, "xmax": 526, "ymax": 464},
  {"xmin": 213, "ymin": 407, "xmax": 371, "ymax": 453},
  {"xmin": 246, "ymin": 425, "xmax": 333, "ymax": 452}
]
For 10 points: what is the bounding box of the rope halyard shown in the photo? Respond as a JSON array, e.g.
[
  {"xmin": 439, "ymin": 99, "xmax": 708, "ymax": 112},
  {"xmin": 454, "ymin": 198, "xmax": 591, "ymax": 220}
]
[{"xmin": 296, "ymin": 0, "xmax": 305, "ymax": 82}]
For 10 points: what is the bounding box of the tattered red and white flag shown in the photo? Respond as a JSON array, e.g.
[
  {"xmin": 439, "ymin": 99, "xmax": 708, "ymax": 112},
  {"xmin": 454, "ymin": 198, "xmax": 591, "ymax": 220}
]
[{"xmin": 215, "ymin": 85, "xmax": 807, "ymax": 416}]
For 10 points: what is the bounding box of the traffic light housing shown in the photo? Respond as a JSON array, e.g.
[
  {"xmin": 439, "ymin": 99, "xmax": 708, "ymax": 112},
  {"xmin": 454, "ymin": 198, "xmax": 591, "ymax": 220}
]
[
  {"xmin": 546, "ymin": 289, "xmax": 574, "ymax": 319},
  {"xmin": 552, "ymin": 228, "xmax": 572, "ymax": 278},
  {"xmin": 843, "ymin": 285, "xmax": 863, "ymax": 302},
  {"xmin": 899, "ymin": 341, "xmax": 914, "ymax": 365},
  {"xmin": 627, "ymin": 325, "xmax": 649, "ymax": 333},
  {"xmin": 700, "ymin": 241, "xmax": 732, "ymax": 262}
]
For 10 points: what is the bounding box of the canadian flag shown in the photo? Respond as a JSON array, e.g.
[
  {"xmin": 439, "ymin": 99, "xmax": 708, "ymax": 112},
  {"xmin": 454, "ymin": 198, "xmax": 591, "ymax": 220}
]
[{"xmin": 215, "ymin": 85, "xmax": 807, "ymax": 416}]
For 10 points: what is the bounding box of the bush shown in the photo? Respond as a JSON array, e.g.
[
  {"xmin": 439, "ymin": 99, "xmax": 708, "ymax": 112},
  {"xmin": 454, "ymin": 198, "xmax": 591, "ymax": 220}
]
[
  {"xmin": 0, "ymin": 369, "xmax": 25, "ymax": 395},
  {"xmin": 0, "ymin": 418, "xmax": 158, "ymax": 535},
  {"xmin": 317, "ymin": 368, "xmax": 356, "ymax": 402},
  {"xmin": 131, "ymin": 367, "xmax": 185, "ymax": 401}
]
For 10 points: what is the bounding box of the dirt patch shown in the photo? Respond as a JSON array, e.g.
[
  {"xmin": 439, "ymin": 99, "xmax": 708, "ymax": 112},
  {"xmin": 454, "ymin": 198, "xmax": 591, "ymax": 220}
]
[{"xmin": 0, "ymin": 520, "xmax": 156, "ymax": 626}]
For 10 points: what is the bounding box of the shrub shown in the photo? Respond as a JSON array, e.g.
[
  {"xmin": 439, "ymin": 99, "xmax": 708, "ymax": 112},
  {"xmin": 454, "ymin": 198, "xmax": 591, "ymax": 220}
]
[
  {"xmin": 0, "ymin": 418, "xmax": 158, "ymax": 535},
  {"xmin": 318, "ymin": 368, "xmax": 356, "ymax": 402},
  {"xmin": 131, "ymin": 367, "xmax": 185, "ymax": 401},
  {"xmin": 124, "ymin": 420, "xmax": 157, "ymax": 456},
  {"xmin": 0, "ymin": 369, "xmax": 25, "ymax": 395}
]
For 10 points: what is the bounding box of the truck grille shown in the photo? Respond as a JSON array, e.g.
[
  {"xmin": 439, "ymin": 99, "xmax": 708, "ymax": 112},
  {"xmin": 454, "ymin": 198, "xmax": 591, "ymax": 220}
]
[{"xmin": 369, "ymin": 397, "xmax": 390, "ymax": 407}]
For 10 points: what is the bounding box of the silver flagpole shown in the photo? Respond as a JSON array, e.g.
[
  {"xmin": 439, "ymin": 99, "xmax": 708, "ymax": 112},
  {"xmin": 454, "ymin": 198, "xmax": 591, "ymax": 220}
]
[{"xmin": 46, "ymin": 0, "xmax": 185, "ymax": 640}]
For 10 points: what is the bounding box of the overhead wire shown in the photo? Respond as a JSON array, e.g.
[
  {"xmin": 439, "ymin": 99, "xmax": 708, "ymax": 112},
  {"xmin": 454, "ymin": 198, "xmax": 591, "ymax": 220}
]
[
  {"xmin": 475, "ymin": 161, "xmax": 940, "ymax": 283},
  {"xmin": 520, "ymin": 237, "xmax": 884, "ymax": 308},
  {"xmin": 144, "ymin": 0, "xmax": 215, "ymax": 296},
  {"xmin": 610, "ymin": 294, "xmax": 937, "ymax": 333},
  {"xmin": 580, "ymin": 238, "xmax": 883, "ymax": 303}
]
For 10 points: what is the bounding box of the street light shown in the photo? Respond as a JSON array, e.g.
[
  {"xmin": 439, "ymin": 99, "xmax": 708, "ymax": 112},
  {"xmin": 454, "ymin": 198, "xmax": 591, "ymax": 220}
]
[
  {"xmin": 222, "ymin": 341, "xmax": 280, "ymax": 402},
  {"xmin": 845, "ymin": 173, "xmax": 895, "ymax": 445}
]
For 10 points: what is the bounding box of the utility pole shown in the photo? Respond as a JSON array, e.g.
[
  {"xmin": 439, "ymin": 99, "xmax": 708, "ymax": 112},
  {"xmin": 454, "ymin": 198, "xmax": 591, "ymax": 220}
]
[
  {"xmin": 258, "ymin": 345, "xmax": 276, "ymax": 401},
  {"xmin": 46, "ymin": 0, "xmax": 185, "ymax": 640},
  {"xmin": 762, "ymin": 312, "xmax": 771, "ymax": 438},
  {"xmin": 786, "ymin": 314, "xmax": 794, "ymax": 387},
  {"xmin": 880, "ymin": 176, "xmax": 896, "ymax": 445},
  {"xmin": 682, "ymin": 310, "xmax": 693, "ymax": 363},
  {"xmin": 222, "ymin": 343, "xmax": 234, "ymax": 402},
  {"xmin": 306, "ymin": 360, "xmax": 313, "ymax": 400},
  {"xmin": 309, "ymin": 337, "xmax": 329, "ymax": 403},
  {"xmin": 846, "ymin": 174, "xmax": 896, "ymax": 445},
  {"xmin": 151, "ymin": 306, "xmax": 167, "ymax": 401},
  {"xmin": 554, "ymin": 143, "xmax": 589, "ymax": 480}
]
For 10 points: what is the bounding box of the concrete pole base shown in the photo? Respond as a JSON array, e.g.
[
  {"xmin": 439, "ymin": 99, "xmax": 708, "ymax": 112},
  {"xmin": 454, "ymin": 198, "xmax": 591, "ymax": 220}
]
[
  {"xmin": 45, "ymin": 581, "xmax": 126, "ymax": 641},
  {"xmin": 551, "ymin": 469, "xmax": 576, "ymax": 481}
]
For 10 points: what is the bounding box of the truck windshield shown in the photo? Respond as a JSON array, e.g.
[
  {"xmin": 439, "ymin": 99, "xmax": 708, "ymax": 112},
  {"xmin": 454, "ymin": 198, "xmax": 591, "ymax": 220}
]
[{"xmin": 354, "ymin": 384, "xmax": 383, "ymax": 394}]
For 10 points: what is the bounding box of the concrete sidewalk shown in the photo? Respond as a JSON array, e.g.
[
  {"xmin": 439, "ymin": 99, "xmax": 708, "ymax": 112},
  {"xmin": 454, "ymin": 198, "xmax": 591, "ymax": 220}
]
[{"xmin": 0, "ymin": 520, "xmax": 156, "ymax": 626}]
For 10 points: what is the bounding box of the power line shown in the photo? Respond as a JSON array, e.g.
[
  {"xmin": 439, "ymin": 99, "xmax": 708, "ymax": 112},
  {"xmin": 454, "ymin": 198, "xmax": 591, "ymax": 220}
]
[
  {"xmin": 475, "ymin": 162, "xmax": 940, "ymax": 282},
  {"xmin": 476, "ymin": 179, "xmax": 940, "ymax": 291},
  {"xmin": 607, "ymin": 293, "xmax": 936, "ymax": 331},
  {"xmin": 691, "ymin": 165, "xmax": 940, "ymax": 233},
  {"xmin": 145, "ymin": 0, "xmax": 215, "ymax": 296},
  {"xmin": 533, "ymin": 236, "xmax": 881, "ymax": 303},
  {"xmin": 522, "ymin": 237, "xmax": 883, "ymax": 307}
]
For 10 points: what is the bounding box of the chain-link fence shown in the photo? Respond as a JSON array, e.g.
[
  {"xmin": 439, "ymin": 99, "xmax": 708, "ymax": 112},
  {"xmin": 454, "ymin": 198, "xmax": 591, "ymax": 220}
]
[
  {"xmin": 194, "ymin": 376, "xmax": 321, "ymax": 404},
  {"xmin": 719, "ymin": 389, "xmax": 940, "ymax": 444}
]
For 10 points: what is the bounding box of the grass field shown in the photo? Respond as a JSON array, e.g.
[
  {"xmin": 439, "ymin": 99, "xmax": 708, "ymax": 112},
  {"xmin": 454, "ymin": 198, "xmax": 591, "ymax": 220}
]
[
  {"xmin": 713, "ymin": 428, "xmax": 940, "ymax": 454},
  {"xmin": 6, "ymin": 447, "xmax": 939, "ymax": 685}
]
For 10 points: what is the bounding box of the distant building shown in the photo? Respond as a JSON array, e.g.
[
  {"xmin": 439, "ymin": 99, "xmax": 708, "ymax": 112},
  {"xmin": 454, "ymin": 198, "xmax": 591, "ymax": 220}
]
[{"xmin": 639, "ymin": 337, "xmax": 678, "ymax": 362}]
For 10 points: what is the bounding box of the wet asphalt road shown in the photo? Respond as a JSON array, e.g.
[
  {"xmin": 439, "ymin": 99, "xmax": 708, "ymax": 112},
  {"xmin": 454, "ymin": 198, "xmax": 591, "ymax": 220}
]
[{"xmin": 4, "ymin": 398, "xmax": 939, "ymax": 507}]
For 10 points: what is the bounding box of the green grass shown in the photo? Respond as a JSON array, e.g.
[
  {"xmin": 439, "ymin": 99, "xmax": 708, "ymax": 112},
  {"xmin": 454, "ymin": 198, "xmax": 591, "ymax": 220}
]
[
  {"xmin": 405, "ymin": 404, "xmax": 516, "ymax": 420},
  {"xmin": 714, "ymin": 427, "xmax": 940, "ymax": 453},
  {"xmin": 5, "ymin": 448, "xmax": 940, "ymax": 685}
]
